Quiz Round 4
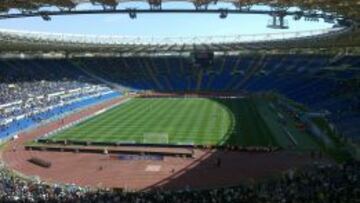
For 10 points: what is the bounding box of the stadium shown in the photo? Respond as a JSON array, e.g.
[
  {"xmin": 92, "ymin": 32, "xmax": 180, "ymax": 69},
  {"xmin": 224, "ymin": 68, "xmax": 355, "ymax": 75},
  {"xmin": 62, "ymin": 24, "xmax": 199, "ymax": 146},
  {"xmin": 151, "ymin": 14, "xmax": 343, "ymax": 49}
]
[{"xmin": 0, "ymin": 0, "xmax": 359, "ymax": 202}]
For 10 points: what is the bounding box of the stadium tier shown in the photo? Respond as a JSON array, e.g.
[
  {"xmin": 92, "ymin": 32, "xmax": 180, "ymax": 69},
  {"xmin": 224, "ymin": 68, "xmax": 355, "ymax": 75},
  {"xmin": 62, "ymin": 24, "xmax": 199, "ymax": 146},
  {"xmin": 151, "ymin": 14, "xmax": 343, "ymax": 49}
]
[
  {"xmin": 0, "ymin": 59, "xmax": 121, "ymax": 140},
  {"xmin": 0, "ymin": 55, "xmax": 359, "ymax": 142},
  {"xmin": 73, "ymin": 55, "xmax": 360, "ymax": 140},
  {"xmin": 0, "ymin": 0, "xmax": 359, "ymax": 202}
]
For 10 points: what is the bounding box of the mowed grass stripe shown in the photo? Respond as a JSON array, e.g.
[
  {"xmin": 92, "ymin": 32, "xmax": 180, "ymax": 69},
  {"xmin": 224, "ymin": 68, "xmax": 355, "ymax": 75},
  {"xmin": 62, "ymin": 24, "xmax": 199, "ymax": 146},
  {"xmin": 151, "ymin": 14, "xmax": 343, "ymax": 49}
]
[
  {"xmin": 58, "ymin": 99, "xmax": 148, "ymax": 140},
  {"xmin": 173, "ymin": 99, "xmax": 202, "ymax": 142},
  {"xmin": 120, "ymin": 99, "xmax": 174, "ymax": 141},
  {"xmin": 95, "ymin": 100, "xmax": 153, "ymax": 141},
  {"xmin": 137, "ymin": 99, "xmax": 178, "ymax": 134},
  {"xmin": 194, "ymin": 100, "xmax": 224, "ymax": 144},
  {"xmin": 58, "ymin": 100, "xmax": 134, "ymax": 137},
  {"xmin": 209, "ymin": 102, "xmax": 231, "ymax": 144},
  {"xmin": 147, "ymin": 99, "xmax": 200, "ymax": 143},
  {"xmin": 154, "ymin": 99, "xmax": 193, "ymax": 143},
  {"xmin": 121, "ymin": 99, "xmax": 173, "ymax": 142},
  {"xmin": 186, "ymin": 100, "xmax": 208, "ymax": 142},
  {"xmin": 169, "ymin": 99, "xmax": 199, "ymax": 143},
  {"xmin": 57, "ymin": 100, "xmax": 129, "ymax": 139},
  {"xmin": 97, "ymin": 99, "xmax": 184, "ymax": 142},
  {"xmin": 177, "ymin": 100, "xmax": 214, "ymax": 137},
  {"xmin": 90, "ymin": 99, "xmax": 152, "ymax": 137},
  {"xmin": 194, "ymin": 100, "xmax": 214, "ymax": 144},
  {"xmin": 50, "ymin": 97, "xmax": 284, "ymax": 147},
  {"xmin": 150, "ymin": 99, "xmax": 185, "ymax": 136},
  {"xmin": 97, "ymin": 99, "xmax": 163, "ymax": 141}
]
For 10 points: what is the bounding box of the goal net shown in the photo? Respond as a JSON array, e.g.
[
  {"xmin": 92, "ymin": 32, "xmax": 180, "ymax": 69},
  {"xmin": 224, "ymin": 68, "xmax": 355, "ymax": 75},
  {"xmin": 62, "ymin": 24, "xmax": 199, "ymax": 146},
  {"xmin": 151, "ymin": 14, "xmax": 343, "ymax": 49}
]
[{"xmin": 143, "ymin": 133, "xmax": 169, "ymax": 144}]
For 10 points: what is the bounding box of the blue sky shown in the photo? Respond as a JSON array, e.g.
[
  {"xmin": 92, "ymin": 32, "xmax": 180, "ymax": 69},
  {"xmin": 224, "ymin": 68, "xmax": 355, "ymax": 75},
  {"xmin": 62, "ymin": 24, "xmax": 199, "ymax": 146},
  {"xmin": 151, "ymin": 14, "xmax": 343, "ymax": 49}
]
[{"xmin": 0, "ymin": 3, "xmax": 333, "ymax": 37}]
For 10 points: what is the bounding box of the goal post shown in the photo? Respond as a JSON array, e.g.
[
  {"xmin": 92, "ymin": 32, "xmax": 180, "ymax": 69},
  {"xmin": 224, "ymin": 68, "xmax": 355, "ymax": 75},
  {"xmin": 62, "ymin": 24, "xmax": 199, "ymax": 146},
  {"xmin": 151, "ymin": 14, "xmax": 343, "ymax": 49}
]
[{"xmin": 142, "ymin": 133, "xmax": 169, "ymax": 144}]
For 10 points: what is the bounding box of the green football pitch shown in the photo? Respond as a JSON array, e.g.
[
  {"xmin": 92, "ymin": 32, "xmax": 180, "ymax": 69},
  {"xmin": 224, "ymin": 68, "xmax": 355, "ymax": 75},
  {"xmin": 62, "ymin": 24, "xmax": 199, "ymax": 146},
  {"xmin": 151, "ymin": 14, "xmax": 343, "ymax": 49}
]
[{"xmin": 45, "ymin": 97, "xmax": 320, "ymax": 148}]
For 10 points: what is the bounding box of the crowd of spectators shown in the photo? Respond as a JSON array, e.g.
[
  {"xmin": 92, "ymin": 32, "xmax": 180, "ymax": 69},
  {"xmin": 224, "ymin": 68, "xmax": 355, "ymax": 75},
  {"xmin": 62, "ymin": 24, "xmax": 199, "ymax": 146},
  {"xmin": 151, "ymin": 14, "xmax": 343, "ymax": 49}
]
[
  {"xmin": 0, "ymin": 59, "xmax": 120, "ymax": 130},
  {"xmin": 0, "ymin": 81, "xmax": 107, "ymax": 116},
  {"xmin": 0, "ymin": 60, "xmax": 92, "ymax": 120},
  {"xmin": 0, "ymin": 80, "xmax": 92, "ymax": 105},
  {"xmin": 0, "ymin": 160, "xmax": 358, "ymax": 203},
  {"xmin": 0, "ymin": 78, "xmax": 112, "ymax": 139},
  {"xmin": 0, "ymin": 81, "xmax": 108, "ymax": 115}
]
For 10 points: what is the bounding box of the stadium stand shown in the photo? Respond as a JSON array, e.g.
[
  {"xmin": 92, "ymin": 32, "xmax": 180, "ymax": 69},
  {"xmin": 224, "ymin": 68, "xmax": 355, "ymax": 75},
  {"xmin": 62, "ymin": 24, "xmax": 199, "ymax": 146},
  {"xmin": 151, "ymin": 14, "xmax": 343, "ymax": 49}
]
[
  {"xmin": 0, "ymin": 55, "xmax": 358, "ymax": 143},
  {"xmin": 0, "ymin": 55, "xmax": 358, "ymax": 142},
  {"xmin": 0, "ymin": 160, "xmax": 358, "ymax": 202},
  {"xmin": 0, "ymin": 59, "xmax": 121, "ymax": 141},
  {"xmin": 73, "ymin": 55, "xmax": 360, "ymax": 141},
  {"xmin": 0, "ymin": 0, "xmax": 358, "ymax": 202}
]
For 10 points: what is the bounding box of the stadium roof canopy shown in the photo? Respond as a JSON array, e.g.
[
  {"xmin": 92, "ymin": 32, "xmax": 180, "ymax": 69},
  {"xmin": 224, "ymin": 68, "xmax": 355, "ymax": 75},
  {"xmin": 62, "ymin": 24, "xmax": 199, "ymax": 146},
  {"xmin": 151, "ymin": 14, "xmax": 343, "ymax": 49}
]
[
  {"xmin": 0, "ymin": 0, "xmax": 360, "ymax": 20},
  {"xmin": 0, "ymin": 0, "xmax": 359, "ymax": 55},
  {"xmin": 0, "ymin": 0, "xmax": 358, "ymax": 19}
]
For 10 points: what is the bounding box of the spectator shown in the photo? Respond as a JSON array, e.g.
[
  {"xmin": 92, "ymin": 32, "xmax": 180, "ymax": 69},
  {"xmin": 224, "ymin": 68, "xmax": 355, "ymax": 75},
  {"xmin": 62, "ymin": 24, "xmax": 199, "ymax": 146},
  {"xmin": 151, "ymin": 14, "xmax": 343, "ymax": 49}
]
[{"xmin": 0, "ymin": 160, "xmax": 358, "ymax": 202}]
